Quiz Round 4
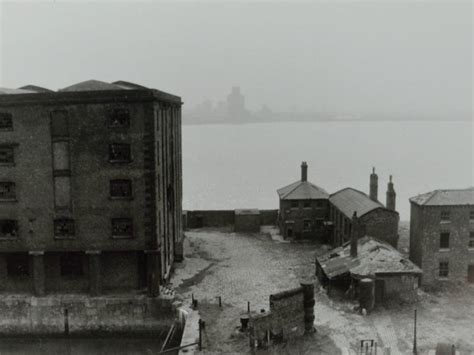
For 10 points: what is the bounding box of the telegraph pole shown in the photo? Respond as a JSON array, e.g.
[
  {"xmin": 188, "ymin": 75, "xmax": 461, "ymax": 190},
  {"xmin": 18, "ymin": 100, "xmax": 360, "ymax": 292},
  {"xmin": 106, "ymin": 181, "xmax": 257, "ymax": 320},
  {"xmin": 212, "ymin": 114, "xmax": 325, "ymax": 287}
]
[{"xmin": 413, "ymin": 309, "xmax": 417, "ymax": 354}]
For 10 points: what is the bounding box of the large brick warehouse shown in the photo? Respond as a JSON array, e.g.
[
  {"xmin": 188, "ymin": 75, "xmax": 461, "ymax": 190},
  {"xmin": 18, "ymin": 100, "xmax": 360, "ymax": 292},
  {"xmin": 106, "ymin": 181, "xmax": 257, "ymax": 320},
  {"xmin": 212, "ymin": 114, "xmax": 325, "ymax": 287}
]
[{"xmin": 0, "ymin": 80, "xmax": 183, "ymax": 296}]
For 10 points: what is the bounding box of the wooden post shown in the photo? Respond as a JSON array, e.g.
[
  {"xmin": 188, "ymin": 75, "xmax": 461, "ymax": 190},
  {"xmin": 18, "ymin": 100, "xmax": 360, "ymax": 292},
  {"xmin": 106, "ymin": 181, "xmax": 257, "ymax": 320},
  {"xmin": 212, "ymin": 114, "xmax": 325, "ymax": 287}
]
[
  {"xmin": 198, "ymin": 319, "xmax": 202, "ymax": 351},
  {"xmin": 413, "ymin": 309, "xmax": 417, "ymax": 354}
]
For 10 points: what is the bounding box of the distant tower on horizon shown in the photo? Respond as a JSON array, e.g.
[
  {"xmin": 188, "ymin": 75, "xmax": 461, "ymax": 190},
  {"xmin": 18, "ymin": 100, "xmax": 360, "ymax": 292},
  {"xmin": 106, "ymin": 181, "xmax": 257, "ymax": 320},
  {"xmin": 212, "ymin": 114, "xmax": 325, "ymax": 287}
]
[{"xmin": 226, "ymin": 86, "xmax": 246, "ymax": 122}]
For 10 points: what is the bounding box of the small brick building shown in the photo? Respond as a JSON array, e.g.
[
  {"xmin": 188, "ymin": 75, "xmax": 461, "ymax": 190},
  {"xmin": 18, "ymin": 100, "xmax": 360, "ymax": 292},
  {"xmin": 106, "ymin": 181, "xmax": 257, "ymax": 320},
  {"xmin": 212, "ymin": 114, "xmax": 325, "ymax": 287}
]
[
  {"xmin": 277, "ymin": 162, "xmax": 330, "ymax": 241},
  {"xmin": 409, "ymin": 188, "xmax": 474, "ymax": 285},
  {"xmin": 0, "ymin": 80, "xmax": 183, "ymax": 296},
  {"xmin": 277, "ymin": 163, "xmax": 398, "ymax": 248}
]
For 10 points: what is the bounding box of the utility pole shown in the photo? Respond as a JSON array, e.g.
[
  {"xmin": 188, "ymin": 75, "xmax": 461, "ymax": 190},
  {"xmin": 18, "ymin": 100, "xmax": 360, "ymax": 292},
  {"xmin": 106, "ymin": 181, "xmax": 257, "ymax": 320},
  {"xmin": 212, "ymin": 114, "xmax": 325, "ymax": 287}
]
[{"xmin": 413, "ymin": 309, "xmax": 417, "ymax": 354}]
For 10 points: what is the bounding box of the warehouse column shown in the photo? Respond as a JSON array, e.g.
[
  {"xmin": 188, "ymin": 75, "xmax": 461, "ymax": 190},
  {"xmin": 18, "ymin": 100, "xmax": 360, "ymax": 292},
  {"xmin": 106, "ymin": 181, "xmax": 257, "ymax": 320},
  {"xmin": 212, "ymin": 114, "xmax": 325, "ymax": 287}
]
[
  {"xmin": 29, "ymin": 251, "xmax": 45, "ymax": 296},
  {"xmin": 86, "ymin": 250, "xmax": 101, "ymax": 296},
  {"xmin": 145, "ymin": 250, "xmax": 161, "ymax": 297}
]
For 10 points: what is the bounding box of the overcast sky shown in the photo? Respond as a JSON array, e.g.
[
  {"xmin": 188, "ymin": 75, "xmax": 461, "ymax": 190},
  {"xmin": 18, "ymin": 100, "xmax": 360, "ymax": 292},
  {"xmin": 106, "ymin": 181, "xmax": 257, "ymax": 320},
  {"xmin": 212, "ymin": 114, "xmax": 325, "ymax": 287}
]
[{"xmin": 0, "ymin": 0, "xmax": 472, "ymax": 119}]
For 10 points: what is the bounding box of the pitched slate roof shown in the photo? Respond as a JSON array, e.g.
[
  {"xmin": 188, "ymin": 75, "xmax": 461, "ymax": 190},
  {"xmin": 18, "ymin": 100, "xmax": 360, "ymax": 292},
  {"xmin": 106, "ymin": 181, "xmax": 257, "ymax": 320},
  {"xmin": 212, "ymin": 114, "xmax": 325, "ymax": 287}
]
[
  {"xmin": 410, "ymin": 188, "xmax": 474, "ymax": 206},
  {"xmin": 0, "ymin": 87, "xmax": 36, "ymax": 95},
  {"xmin": 277, "ymin": 180, "xmax": 329, "ymax": 200},
  {"xmin": 329, "ymin": 188, "xmax": 388, "ymax": 218},
  {"xmin": 316, "ymin": 236, "xmax": 421, "ymax": 279},
  {"xmin": 59, "ymin": 80, "xmax": 125, "ymax": 92}
]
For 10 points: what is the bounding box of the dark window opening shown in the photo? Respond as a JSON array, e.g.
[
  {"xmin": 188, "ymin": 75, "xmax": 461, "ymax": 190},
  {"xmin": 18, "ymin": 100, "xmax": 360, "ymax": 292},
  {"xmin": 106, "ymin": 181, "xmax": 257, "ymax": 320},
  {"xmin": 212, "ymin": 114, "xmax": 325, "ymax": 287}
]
[
  {"xmin": 0, "ymin": 182, "xmax": 16, "ymax": 200},
  {"xmin": 439, "ymin": 232, "xmax": 450, "ymax": 249},
  {"xmin": 469, "ymin": 232, "xmax": 474, "ymax": 248},
  {"xmin": 0, "ymin": 220, "xmax": 18, "ymax": 238},
  {"xmin": 291, "ymin": 201, "xmax": 298, "ymax": 208},
  {"xmin": 7, "ymin": 254, "xmax": 29, "ymax": 277},
  {"xmin": 50, "ymin": 110, "xmax": 69, "ymax": 136},
  {"xmin": 60, "ymin": 253, "xmax": 84, "ymax": 277},
  {"xmin": 112, "ymin": 218, "xmax": 133, "ymax": 238},
  {"xmin": 109, "ymin": 143, "xmax": 131, "ymax": 163},
  {"xmin": 108, "ymin": 108, "xmax": 130, "ymax": 128},
  {"xmin": 110, "ymin": 179, "xmax": 132, "ymax": 198},
  {"xmin": 440, "ymin": 211, "xmax": 450, "ymax": 223},
  {"xmin": 303, "ymin": 219, "xmax": 311, "ymax": 231},
  {"xmin": 470, "ymin": 211, "xmax": 474, "ymax": 222},
  {"xmin": 315, "ymin": 219, "xmax": 324, "ymax": 228},
  {"xmin": 303, "ymin": 201, "xmax": 311, "ymax": 208},
  {"xmin": 54, "ymin": 219, "xmax": 75, "ymax": 238},
  {"xmin": 0, "ymin": 147, "xmax": 14, "ymax": 164},
  {"xmin": 439, "ymin": 262, "xmax": 449, "ymax": 278},
  {"xmin": 0, "ymin": 112, "xmax": 13, "ymax": 131}
]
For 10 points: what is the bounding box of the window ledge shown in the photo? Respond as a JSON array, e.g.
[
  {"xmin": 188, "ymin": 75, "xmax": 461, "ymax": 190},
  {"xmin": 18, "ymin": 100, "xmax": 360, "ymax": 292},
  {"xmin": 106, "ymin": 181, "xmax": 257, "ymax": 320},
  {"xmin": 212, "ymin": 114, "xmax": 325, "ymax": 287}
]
[
  {"xmin": 0, "ymin": 237, "xmax": 18, "ymax": 241},
  {"xmin": 468, "ymin": 248, "xmax": 474, "ymax": 252},
  {"xmin": 54, "ymin": 236, "xmax": 76, "ymax": 240},
  {"xmin": 439, "ymin": 221, "xmax": 451, "ymax": 225},
  {"xmin": 438, "ymin": 277, "xmax": 449, "ymax": 281},
  {"xmin": 0, "ymin": 198, "xmax": 17, "ymax": 202},
  {"xmin": 109, "ymin": 196, "xmax": 134, "ymax": 201},
  {"xmin": 0, "ymin": 163, "xmax": 15, "ymax": 167},
  {"xmin": 109, "ymin": 160, "xmax": 133, "ymax": 164},
  {"xmin": 111, "ymin": 235, "xmax": 134, "ymax": 239},
  {"xmin": 439, "ymin": 248, "xmax": 450, "ymax": 252}
]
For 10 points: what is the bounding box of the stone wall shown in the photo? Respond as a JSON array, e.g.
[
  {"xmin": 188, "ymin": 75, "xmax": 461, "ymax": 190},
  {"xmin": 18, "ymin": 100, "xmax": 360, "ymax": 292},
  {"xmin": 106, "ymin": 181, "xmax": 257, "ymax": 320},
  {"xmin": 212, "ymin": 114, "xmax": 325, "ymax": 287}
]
[
  {"xmin": 0, "ymin": 294, "xmax": 175, "ymax": 335},
  {"xmin": 377, "ymin": 273, "xmax": 419, "ymax": 302},
  {"xmin": 185, "ymin": 209, "xmax": 278, "ymax": 230},
  {"xmin": 360, "ymin": 208, "xmax": 400, "ymax": 249}
]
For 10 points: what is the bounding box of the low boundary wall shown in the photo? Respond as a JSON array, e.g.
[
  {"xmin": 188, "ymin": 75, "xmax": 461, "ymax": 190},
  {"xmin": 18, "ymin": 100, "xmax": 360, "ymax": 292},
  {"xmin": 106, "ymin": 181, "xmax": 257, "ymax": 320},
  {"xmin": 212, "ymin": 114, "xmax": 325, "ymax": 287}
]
[{"xmin": 184, "ymin": 209, "xmax": 278, "ymax": 229}]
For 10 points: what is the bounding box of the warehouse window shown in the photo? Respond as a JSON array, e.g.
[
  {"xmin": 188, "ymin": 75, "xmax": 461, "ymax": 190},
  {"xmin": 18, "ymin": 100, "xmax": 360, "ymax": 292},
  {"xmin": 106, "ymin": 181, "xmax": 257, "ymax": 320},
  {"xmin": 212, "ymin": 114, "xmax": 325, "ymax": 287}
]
[
  {"xmin": 60, "ymin": 253, "xmax": 84, "ymax": 277},
  {"xmin": 440, "ymin": 211, "xmax": 450, "ymax": 223},
  {"xmin": 0, "ymin": 112, "xmax": 13, "ymax": 131},
  {"xmin": 109, "ymin": 143, "xmax": 131, "ymax": 163},
  {"xmin": 303, "ymin": 201, "xmax": 311, "ymax": 208},
  {"xmin": 0, "ymin": 146, "xmax": 14, "ymax": 164},
  {"xmin": 112, "ymin": 218, "xmax": 133, "ymax": 238},
  {"xmin": 110, "ymin": 179, "xmax": 132, "ymax": 198},
  {"xmin": 108, "ymin": 108, "xmax": 130, "ymax": 128},
  {"xmin": 439, "ymin": 232, "xmax": 450, "ymax": 250},
  {"xmin": 469, "ymin": 232, "xmax": 474, "ymax": 248},
  {"xmin": 0, "ymin": 182, "xmax": 16, "ymax": 200},
  {"xmin": 0, "ymin": 220, "xmax": 18, "ymax": 238},
  {"xmin": 470, "ymin": 210, "xmax": 474, "ymax": 223},
  {"xmin": 7, "ymin": 254, "xmax": 29, "ymax": 277},
  {"xmin": 303, "ymin": 219, "xmax": 311, "ymax": 231},
  {"xmin": 54, "ymin": 219, "xmax": 75, "ymax": 239},
  {"xmin": 50, "ymin": 110, "xmax": 69, "ymax": 136},
  {"xmin": 439, "ymin": 262, "xmax": 449, "ymax": 278},
  {"xmin": 291, "ymin": 201, "xmax": 298, "ymax": 209}
]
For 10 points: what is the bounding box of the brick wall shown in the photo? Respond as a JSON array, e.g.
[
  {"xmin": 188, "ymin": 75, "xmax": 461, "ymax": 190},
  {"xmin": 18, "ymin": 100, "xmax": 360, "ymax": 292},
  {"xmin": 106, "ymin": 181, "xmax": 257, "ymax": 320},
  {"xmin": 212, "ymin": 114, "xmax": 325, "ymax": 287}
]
[
  {"xmin": 360, "ymin": 208, "xmax": 399, "ymax": 248},
  {"xmin": 185, "ymin": 209, "xmax": 279, "ymax": 229},
  {"xmin": 410, "ymin": 204, "xmax": 474, "ymax": 285},
  {"xmin": 278, "ymin": 199, "xmax": 329, "ymax": 240}
]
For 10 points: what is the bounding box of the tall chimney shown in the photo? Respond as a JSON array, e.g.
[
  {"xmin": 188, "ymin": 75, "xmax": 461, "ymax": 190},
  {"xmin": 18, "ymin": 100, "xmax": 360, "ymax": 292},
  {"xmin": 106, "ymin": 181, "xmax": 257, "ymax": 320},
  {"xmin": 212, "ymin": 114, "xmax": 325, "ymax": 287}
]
[
  {"xmin": 369, "ymin": 167, "xmax": 378, "ymax": 201},
  {"xmin": 386, "ymin": 175, "xmax": 396, "ymax": 211},
  {"xmin": 301, "ymin": 161, "xmax": 308, "ymax": 182},
  {"xmin": 350, "ymin": 211, "xmax": 359, "ymax": 258}
]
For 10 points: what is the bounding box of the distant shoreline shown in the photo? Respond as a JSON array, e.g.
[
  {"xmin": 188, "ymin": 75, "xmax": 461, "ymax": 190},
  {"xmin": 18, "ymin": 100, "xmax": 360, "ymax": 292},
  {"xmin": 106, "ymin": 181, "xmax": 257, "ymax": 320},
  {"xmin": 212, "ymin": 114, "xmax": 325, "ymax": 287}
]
[{"xmin": 183, "ymin": 118, "xmax": 472, "ymax": 126}]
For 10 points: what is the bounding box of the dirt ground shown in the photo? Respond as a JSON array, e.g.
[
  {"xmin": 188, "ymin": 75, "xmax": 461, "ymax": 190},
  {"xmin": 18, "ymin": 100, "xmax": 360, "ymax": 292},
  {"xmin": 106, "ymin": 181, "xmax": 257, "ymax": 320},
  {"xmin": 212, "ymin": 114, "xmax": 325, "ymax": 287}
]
[{"xmin": 169, "ymin": 226, "xmax": 474, "ymax": 355}]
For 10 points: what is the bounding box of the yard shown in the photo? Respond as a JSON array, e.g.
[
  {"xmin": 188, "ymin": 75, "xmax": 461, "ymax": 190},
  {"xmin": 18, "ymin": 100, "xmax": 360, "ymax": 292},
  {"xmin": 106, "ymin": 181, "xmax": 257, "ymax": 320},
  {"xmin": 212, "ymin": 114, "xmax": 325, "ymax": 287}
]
[{"xmin": 169, "ymin": 227, "xmax": 474, "ymax": 354}]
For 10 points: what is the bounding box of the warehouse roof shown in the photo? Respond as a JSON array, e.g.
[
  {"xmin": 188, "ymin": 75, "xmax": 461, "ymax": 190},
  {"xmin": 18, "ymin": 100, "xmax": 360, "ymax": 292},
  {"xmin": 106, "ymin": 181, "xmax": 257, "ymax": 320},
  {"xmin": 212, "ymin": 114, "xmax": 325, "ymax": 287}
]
[
  {"xmin": 410, "ymin": 188, "xmax": 474, "ymax": 206},
  {"xmin": 316, "ymin": 236, "xmax": 421, "ymax": 279},
  {"xmin": 329, "ymin": 188, "xmax": 391, "ymax": 218},
  {"xmin": 277, "ymin": 180, "xmax": 329, "ymax": 200}
]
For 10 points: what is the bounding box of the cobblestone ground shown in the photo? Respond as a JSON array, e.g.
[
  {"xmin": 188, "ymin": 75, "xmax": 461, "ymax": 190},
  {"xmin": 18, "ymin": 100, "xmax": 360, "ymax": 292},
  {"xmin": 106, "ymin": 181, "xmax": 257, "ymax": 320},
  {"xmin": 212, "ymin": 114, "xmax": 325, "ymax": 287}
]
[{"xmin": 170, "ymin": 228, "xmax": 474, "ymax": 354}]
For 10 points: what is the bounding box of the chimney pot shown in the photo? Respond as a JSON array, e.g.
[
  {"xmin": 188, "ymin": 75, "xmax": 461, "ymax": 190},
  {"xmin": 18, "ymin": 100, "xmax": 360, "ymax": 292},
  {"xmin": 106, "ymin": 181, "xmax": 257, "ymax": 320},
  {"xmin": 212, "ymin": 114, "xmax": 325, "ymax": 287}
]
[
  {"xmin": 369, "ymin": 167, "xmax": 378, "ymax": 202},
  {"xmin": 301, "ymin": 162, "xmax": 308, "ymax": 182}
]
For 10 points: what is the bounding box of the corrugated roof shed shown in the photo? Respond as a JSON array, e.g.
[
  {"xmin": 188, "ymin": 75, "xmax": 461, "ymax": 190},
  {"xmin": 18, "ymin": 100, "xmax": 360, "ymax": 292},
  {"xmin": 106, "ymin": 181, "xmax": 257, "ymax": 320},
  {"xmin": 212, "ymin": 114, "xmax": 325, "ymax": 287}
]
[
  {"xmin": 329, "ymin": 188, "xmax": 387, "ymax": 218},
  {"xmin": 277, "ymin": 181, "xmax": 329, "ymax": 200},
  {"xmin": 410, "ymin": 188, "xmax": 474, "ymax": 206},
  {"xmin": 316, "ymin": 236, "xmax": 422, "ymax": 279}
]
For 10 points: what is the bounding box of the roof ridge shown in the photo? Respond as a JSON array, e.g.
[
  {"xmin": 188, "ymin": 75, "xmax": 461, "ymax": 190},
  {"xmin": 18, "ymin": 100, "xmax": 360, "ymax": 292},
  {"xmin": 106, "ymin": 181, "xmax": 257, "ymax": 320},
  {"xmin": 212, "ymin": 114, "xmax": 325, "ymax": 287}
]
[{"xmin": 282, "ymin": 181, "xmax": 304, "ymax": 199}]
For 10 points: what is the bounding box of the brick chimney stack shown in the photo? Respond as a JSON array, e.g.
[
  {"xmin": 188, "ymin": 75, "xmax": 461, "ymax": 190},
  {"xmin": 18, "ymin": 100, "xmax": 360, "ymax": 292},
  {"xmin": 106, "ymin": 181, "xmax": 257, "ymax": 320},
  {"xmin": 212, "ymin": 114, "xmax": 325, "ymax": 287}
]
[
  {"xmin": 350, "ymin": 211, "xmax": 359, "ymax": 258},
  {"xmin": 386, "ymin": 175, "xmax": 396, "ymax": 211},
  {"xmin": 301, "ymin": 161, "xmax": 308, "ymax": 182},
  {"xmin": 369, "ymin": 167, "xmax": 378, "ymax": 202}
]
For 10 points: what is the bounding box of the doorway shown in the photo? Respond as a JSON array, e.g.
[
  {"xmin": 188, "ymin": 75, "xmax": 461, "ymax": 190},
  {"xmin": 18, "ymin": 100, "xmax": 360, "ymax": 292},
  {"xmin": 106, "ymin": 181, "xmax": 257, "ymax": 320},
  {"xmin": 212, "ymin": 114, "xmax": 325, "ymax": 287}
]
[{"xmin": 468, "ymin": 265, "xmax": 474, "ymax": 283}]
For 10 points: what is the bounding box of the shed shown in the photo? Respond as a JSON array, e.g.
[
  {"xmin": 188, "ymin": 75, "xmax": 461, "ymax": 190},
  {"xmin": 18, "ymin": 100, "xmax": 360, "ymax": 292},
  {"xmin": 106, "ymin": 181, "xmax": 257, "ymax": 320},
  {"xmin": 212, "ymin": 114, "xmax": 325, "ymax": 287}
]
[{"xmin": 235, "ymin": 209, "xmax": 260, "ymax": 233}]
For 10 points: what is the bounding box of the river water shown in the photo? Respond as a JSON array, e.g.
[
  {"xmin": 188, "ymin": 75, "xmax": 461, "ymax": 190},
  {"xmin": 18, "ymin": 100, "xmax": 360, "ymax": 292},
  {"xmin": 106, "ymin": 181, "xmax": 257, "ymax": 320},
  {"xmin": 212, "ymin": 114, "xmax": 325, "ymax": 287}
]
[{"xmin": 183, "ymin": 121, "xmax": 473, "ymax": 220}]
